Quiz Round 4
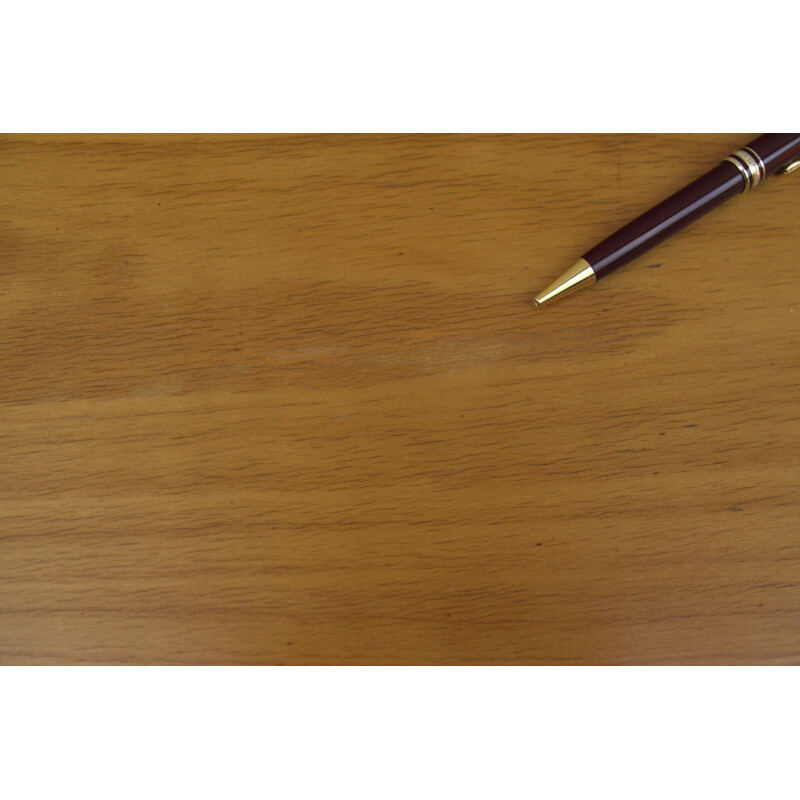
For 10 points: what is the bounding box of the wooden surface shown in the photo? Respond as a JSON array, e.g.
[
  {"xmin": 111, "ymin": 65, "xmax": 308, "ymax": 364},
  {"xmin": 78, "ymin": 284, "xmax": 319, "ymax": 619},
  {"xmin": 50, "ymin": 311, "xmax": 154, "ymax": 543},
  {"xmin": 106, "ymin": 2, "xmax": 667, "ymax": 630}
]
[{"xmin": 2, "ymin": 134, "xmax": 799, "ymax": 664}]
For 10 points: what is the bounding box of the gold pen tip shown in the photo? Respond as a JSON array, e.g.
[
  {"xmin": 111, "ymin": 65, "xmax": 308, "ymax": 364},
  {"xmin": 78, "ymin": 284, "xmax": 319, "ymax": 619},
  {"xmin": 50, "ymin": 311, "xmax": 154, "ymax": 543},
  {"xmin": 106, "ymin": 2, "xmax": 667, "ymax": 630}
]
[{"xmin": 532, "ymin": 259, "xmax": 596, "ymax": 309}]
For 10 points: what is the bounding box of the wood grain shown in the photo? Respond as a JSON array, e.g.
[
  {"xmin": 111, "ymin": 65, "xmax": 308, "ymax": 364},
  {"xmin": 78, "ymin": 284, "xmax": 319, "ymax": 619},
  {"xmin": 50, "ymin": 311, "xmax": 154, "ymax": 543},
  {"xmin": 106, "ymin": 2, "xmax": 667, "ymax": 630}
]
[{"xmin": 1, "ymin": 134, "xmax": 799, "ymax": 664}]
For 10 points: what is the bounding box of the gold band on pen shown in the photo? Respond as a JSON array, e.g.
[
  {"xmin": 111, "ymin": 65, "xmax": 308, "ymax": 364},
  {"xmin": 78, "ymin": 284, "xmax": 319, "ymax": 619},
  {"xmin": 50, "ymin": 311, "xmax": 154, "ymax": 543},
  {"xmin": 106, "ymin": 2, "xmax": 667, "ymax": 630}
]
[
  {"xmin": 742, "ymin": 147, "xmax": 767, "ymax": 182},
  {"xmin": 724, "ymin": 148, "xmax": 765, "ymax": 191}
]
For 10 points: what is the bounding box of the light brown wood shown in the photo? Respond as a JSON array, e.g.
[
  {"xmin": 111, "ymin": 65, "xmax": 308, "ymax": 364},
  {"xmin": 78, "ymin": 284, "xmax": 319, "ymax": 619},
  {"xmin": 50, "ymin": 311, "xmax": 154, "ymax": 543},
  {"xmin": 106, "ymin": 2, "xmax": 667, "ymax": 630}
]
[{"xmin": 2, "ymin": 134, "xmax": 799, "ymax": 664}]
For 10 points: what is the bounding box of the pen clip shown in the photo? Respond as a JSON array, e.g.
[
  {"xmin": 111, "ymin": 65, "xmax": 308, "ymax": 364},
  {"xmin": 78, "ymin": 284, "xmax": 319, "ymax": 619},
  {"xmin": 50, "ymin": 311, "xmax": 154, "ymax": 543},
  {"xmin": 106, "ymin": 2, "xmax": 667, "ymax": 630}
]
[{"xmin": 776, "ymin": 159, "xmax": 800, "ymax": 175}]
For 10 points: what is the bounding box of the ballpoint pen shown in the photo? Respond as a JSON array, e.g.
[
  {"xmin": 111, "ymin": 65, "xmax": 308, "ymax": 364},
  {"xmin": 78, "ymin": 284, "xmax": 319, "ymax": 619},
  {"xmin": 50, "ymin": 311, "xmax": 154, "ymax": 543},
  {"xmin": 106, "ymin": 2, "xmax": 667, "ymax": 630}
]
[{"xmin": 533, "ymin": 133, "xmax": 800, "ymax": 308}]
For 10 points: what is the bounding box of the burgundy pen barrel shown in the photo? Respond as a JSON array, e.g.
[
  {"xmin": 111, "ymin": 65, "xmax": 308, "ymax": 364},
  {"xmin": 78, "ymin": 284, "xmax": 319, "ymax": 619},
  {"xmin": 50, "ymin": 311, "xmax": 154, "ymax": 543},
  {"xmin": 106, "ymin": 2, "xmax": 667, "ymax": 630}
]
[
  {"xmin": 584, "ymin": 162, "xmax": 741, "ymax": 278},
  {"xmin": 747, "ymin": 133, "xmax": 800, "ymax": 176},
  {"xmin": 584, "ymin": 133, "xmax": 800, "ymax": 280},
  {"xmin": 532, "ymin": 133, "xmax": 800, "ymax": 309}
]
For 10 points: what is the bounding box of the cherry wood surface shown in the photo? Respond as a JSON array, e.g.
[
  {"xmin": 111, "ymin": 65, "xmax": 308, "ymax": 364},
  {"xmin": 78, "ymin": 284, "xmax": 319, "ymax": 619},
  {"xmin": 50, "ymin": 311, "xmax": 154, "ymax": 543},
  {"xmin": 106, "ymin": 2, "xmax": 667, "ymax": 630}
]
[{"xmin": 2, "ymin": 134, "xmax": 799, "ymax": 664}]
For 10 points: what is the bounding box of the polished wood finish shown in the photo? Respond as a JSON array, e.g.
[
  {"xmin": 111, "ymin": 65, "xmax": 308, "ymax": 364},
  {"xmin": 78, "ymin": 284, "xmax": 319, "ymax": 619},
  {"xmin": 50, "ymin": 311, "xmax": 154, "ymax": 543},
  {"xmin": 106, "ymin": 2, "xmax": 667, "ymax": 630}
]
[{"xmin": 2, "ymin": 134, "xmax": 800, "ymax": 665}]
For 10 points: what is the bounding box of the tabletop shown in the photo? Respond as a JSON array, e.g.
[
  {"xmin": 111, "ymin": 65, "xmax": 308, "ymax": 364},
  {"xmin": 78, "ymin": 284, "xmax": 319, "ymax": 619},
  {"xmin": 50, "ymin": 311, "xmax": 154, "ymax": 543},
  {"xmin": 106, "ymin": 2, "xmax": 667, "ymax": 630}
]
[{"xmin": 2, "ymin": 133, "xmax": 799, "ymax": 665}]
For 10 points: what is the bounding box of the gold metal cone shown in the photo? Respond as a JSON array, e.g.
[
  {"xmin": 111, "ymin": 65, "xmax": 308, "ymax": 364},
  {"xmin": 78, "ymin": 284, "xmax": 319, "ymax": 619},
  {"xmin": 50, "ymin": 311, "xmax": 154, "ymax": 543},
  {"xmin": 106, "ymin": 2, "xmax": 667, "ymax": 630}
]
[{"xmin": 533, "ymin": 258, "xmax": 596, "ymax": 308}]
